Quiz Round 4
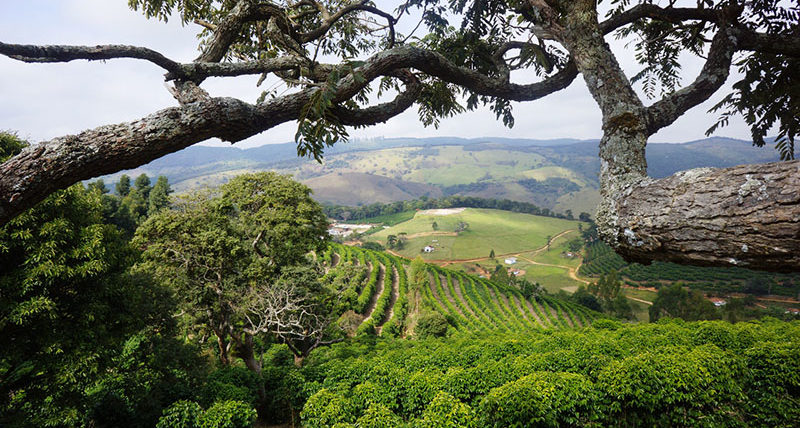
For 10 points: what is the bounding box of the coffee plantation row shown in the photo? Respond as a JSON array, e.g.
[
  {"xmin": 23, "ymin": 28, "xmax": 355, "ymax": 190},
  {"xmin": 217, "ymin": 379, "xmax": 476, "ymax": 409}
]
[{"xmin": 320, "ymin": 243, "xmax": 599, "ymax": 336}]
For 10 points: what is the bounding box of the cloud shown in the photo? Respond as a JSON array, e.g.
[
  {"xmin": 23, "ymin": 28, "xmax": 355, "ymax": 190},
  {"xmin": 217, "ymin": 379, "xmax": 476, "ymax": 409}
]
[{"xmin": 0, "ymin": 0, "xmax": 755, "ymax": 148}]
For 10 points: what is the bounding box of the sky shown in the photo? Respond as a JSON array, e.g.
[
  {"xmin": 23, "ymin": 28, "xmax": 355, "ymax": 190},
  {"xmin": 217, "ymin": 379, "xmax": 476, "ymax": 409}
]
[{"xmin": 0, "ymin": 0, "xmax": 756, "ymax": 149}]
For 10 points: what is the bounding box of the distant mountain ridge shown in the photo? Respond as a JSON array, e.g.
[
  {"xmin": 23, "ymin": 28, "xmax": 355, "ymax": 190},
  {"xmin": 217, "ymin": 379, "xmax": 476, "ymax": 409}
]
[{"xmin": 100, "ymin": 135, "xmax": 792, "ymax": 213}]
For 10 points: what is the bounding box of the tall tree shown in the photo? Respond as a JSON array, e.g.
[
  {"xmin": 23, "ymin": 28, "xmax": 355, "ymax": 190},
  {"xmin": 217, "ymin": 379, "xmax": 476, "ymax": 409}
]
[
  {"xmin": 147, "ymin": 175, "xmax": 172, "ymax": 216},
  {"xmin": 133, "ymin": 174, "xmax": 152, "ymax": 200},
  {"xmin": 0, "ymin": 0, "xmax": 798, "ymax": 271},
  {"xmin": 0, "ymin": 180, "xmax": 185, "ymax": 426},
  {"xmin": 116, "ymin": 174, "xmax": 131, "ymax": 197},
  {"xmin": 649, "ymin": 283, "xmax": 720, "ymax": 322},
  {"xmin": 134, "ymin": 172, "xmax": 332, "ymax": 421}
]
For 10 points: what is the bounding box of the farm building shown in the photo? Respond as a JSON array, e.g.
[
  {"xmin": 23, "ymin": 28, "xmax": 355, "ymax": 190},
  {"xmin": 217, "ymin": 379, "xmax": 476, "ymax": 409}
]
[{"xmin": 504, "ymin": 257, "xmax": 517, "ymax": 265}]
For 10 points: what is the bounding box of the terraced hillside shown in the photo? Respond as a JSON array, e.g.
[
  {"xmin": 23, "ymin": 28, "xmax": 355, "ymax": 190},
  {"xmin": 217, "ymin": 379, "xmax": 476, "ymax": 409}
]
[{"xmin": 321, "ymin": 243, "xmax": 601, "ymax": 337}]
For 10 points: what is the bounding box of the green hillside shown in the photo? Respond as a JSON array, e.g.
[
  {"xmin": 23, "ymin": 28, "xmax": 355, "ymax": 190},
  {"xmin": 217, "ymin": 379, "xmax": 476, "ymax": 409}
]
[
  {"xmin": 102, "ymin": 136, "xmax": 792, "ymax": 219},
  {"xmin": 367, "ymin": 208, "xmax": 583, "ymax": 261},
  {"xmin": 321, "ymin": 243, "xmax": 600, "ymax": 337}
]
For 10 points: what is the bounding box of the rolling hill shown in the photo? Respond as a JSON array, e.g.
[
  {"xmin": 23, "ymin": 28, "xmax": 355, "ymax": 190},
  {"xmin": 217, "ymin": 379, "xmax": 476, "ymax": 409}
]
[{"xmin": 366, "ymin": 208, "xmax": 582, "ymax": 261}]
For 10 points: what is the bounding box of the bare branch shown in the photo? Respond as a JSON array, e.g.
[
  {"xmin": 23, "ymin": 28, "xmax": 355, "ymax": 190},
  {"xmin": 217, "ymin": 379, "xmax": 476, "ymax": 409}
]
[
  {"xmin": 0, "ymin": 42, "xmax": 184, "ymax": 75},
  {"xmin": 298, "ymin": 0, "xmax": 396, "ymax": 47},
  {"xmin": 737, "ymin": 29, "xmax": 800, "ymax": 58},
  {"xmin": 196, "ymin": 0, "xmax": 259, "ymax": 63}
]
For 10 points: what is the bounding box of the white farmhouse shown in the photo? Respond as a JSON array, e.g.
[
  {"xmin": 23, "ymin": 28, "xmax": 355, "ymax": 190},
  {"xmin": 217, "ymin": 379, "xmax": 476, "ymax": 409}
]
[
  {"xmin": 504, "ymin": 257, "xmax": 517, "ymax": 265},
  {"xmin": 423, "ymin": 246, "xmax": 435, "ymax": 253}
]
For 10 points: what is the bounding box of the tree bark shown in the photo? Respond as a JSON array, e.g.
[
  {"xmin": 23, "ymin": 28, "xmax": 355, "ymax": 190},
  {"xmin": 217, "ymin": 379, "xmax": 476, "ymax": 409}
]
[{"xmin": 606, "ymin": 161, "xmax": 800, "ymax": 272}]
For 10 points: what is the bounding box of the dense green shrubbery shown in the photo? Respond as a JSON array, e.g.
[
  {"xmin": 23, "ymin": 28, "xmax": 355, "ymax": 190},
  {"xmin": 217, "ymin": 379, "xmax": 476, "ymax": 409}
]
[
  {"xmin": 415, "ymin": 311, "xmax": 450, "ymax": 338},
  {"xmin": 298, "ymin": 319, "xmax": 800, "ymax": 427}
]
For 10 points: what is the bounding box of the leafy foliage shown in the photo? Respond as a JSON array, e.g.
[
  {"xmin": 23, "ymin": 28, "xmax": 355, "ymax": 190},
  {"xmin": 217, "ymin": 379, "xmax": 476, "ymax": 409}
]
[{"xmin": 299, "ymin": 319, "xmax": 800, "ymax": 427}]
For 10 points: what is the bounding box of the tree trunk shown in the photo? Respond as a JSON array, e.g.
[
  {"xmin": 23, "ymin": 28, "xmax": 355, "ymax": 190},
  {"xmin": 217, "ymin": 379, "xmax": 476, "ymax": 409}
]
[
  {"xmin": 236, "ymin": 334, "xmax": 270, "ymax": 425},
  {"xmin": 552, "ymin": 0, "xmax": 800, "ymax": 273}
]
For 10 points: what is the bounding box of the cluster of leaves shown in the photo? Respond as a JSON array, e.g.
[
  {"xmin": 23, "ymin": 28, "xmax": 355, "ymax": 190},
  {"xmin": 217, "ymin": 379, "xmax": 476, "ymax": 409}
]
[
  {"xmin": 0, "ymin": 137, "xmax": 207, "ymax": 426},
  {"xmin": 87, "ymin": 173, "xmax": 173, "ymax": 237}
]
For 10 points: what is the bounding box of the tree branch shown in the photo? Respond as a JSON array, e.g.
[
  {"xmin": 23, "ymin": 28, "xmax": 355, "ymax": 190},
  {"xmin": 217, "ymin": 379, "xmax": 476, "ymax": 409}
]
[
  {"xmin": 608, "ymin": 161, "xmax": 800, "ymax": 272},
  {"xmin": 599, "ymin": 4, "xmax": 719, "ymax": 34},
  {"xmin": 196, "ymin": 0, "xmax": 258, "ymax": 63},
  {"xmin": 297, "ymin": 1, "xmax": 396, "ymax": 47},
  {"xmin": 645, "ymin": 25, "xmax": 739, "ymax": 135},
  {"xmin": 737, "ymin": 29, "xmax": 800, "ymax": 58},
  {"xmin": 0, "ymin": 38, "xmax": 577, "ymax": 225},
  {"xmin": 334, "ymin": 70, "xmax": 421, "ymax": 126},
  {"xmin": 0, "ymin": 42, "xmax": 184, "ymax": 75}
]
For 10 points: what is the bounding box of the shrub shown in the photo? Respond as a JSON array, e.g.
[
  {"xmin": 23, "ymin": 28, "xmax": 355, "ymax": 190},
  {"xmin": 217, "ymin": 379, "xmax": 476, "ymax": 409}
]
[
  {"xmin": 415, "ymin": 312, "xmax": 449, "ymax": 338},
  {"xmin": 354, "ymin": 404, "xmax": 403, "ymax": 428},
  {"xmin": 478, "ymin": 371, "xmax": 597, "ymax": 427},
  {"xmin": 597, "ymin": 345, "xmax": 743, "ymax": 426},
  {"xmin": 301, "ymin": 389, "xmax": 357, "ymax": 428},
  {"xmin": 157, "ymin": 400, "xmax": 202, "ymax": 428},
  {"xmin": 198, "ymin": 400, "xmax": 256, "ymax": 428},
  {"xmin": 417, "ymin": 392, "xmax": 476, "ymax": 428}
]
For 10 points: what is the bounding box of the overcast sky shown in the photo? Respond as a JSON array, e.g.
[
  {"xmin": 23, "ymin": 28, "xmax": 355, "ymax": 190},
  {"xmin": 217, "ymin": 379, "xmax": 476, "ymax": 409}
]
[{"xmin": 0, "ymin": 0, "xmax": 756, "ymax": 149}]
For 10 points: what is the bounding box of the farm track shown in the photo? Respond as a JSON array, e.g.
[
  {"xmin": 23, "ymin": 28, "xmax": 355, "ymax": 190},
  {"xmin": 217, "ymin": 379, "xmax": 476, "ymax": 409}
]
[{"xmin": 361, "ymin": 264, "xmax": 385, "ymax": 320}]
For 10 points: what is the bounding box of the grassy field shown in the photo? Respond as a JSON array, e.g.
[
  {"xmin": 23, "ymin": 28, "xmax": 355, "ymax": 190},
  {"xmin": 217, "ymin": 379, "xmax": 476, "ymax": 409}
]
[
  {"xmin": 518, "ymin": 165, "xmax": 588, "ymax": 186},
  {"xmin": 368, "ymin": 208, "xmax": 583, "ymax": 261}
]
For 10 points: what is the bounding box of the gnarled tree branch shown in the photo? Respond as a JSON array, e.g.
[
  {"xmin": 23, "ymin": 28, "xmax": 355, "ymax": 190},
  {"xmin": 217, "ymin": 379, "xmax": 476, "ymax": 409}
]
[
  {"xmin": 0, "ymin": 42, "xmax": 184, "ymax": 75},
  {"xmin": 608, "ymin": 160, "xmax": 800, "ymax": 272}
]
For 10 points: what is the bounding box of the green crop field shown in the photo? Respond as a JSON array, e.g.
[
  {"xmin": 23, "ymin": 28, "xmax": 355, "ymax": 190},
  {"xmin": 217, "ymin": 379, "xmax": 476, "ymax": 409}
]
[
  {"xmin": 368, "ymin": 208, "xmax": 583, "ymax": 261},
  {"xmin": 323, "ymin": 243, "xmax": 599, "ymax": 336}
]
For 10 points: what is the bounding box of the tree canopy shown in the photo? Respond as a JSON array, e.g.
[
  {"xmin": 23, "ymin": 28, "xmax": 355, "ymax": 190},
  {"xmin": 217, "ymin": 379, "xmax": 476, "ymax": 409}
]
[{"xmin": 0, "ymin": 0, "xmax": 798, "ymax": 271}]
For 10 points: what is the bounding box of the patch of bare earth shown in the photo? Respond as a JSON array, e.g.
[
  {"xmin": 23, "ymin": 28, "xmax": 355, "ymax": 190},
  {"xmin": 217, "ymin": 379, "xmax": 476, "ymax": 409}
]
[
  {"xmin": 361, "ymin": 263, "xmax": 385, "ymax": 320},
  {"xmin": 531, "ymin": 299, "xmax": 554, "ymax": 327},
  {"xmin": 509, "ymin": 294, "xmax": 530, "ymax": 323},
  {"xmin": 418, "ymin": 207, "xmax": 466, "ymax": 216},
  {"xmin": 486, "ymin": 287, "xmax": 512, "ymax": 323},
  {"xmin": 450, "ymin": 277, "xmax": 475, "ymax": 316},
  {"xmin": 521, "ymin": 297, "xmax": 546, "ymax": 327}
]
